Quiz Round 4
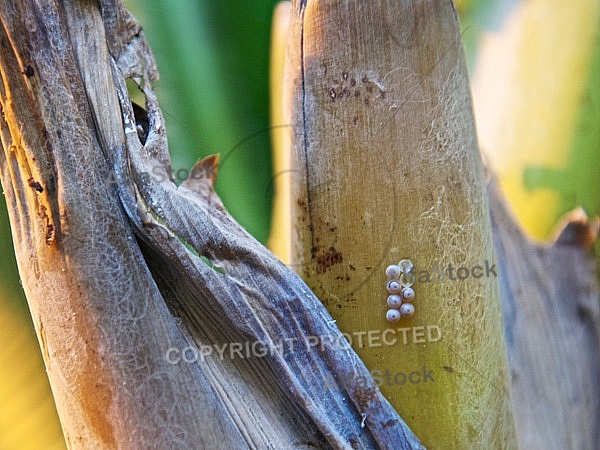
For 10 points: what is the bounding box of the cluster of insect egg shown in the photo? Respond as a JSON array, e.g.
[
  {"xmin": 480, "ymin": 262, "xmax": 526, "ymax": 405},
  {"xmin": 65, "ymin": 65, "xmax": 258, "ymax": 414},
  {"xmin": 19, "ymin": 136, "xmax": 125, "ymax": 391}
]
[{"xmin": 385, "ymin": 259, "xmax": 415, "ymax": 322}]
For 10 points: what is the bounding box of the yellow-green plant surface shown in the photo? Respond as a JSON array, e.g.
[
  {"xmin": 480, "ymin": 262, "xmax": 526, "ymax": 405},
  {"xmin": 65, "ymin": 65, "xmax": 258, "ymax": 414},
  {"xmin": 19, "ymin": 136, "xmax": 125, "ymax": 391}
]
[
  {"xmin": 0, "ymin": 313, "xmax": 65, "ymax": 450},
  {"xmin": 271, "ymin": 1, "xmax": 515, "ymax": 447},
  {"xmin": 467, "ymin": 0, "xmax": 600, "ymax": 242},
  {"xmin": 0, "ymin": 197, "xmax": 66, "ymax": 450}
]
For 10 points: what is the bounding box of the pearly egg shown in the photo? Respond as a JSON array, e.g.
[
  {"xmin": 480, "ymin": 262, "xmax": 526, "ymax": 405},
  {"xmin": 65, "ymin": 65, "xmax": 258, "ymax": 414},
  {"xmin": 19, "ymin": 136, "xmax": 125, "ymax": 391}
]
[
  {"xmin": 387, "ymin": 280, "xmax": 401, "ymax": 294},
  {"xmin": 385, "ymin": 264, "xmax": 401, "ymax": 279},
  {"xmin": 386, "ymin": 309, "xmax": 401, "ymax": 322},
  {"xmin": 387, "ymin": 294, "xmax": 402, "ymax": 308},
  {"xmin": 398, "ymin": 259, "xmax": 414, "ymax": 273},
  {"xmin": 400, "ymin": 303, "xmax": 415, "ymax": 317},
  {"xmin": 401, "ymin": 287, "xmax": 415, "ymax": 302}
]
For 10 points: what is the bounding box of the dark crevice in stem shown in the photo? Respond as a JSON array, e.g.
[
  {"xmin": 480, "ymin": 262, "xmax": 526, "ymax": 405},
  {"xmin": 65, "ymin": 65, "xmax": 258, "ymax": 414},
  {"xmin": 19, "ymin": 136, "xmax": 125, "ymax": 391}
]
[{"xmin": 298, "ymin": 2, "xmax": 316, "ymax": 263}]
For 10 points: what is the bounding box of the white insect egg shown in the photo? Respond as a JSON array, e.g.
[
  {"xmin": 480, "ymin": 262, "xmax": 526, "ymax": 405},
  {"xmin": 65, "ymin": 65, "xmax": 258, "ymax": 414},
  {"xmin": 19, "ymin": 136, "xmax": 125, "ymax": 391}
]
[
  {"xmin": 385, "ymin": 264, "xmax": 401, "ymax": 279},
  {"xmin": 399, "ymin": 271, "xmax": 416, "ymax": 288},
  {"xmin": 386, "ymin": 280, "xmax": 401, "ymax": 294},
  {"xmin": 401, "ymin": 287, "xmax": 415, "ymax": 302},
  {"xmin": 387, "ymin": 294, "xmax": 402, "ymax": 308},
  {"xmin": 400, "ymin": 303, "xmax": 415, "ymax": 317},
  {"xmin": 386, "ymin": 309, "xmax": 401, "ymax": 322},
  {"xmin": 398, "ymin": 259, "xmax": 414, "ymax": 273}
]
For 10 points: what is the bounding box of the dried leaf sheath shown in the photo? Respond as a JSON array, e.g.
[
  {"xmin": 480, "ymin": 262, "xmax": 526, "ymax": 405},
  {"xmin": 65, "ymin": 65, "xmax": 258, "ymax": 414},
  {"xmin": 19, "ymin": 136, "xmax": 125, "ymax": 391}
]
[
  {"xmin": 107, "ymin": 5, "xmax": 424, "ymax": 449},
  {"xmin": 0, "ymin": 0, "xmax": 423, "ymax": 448}
]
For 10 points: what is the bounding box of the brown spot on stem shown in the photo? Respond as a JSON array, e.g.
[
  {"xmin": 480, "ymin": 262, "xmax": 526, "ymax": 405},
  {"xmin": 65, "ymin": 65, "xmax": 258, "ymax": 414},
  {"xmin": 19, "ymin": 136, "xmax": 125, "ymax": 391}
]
[
  {"xmin": 315, "ymin": 247, "xmax": 343, "ymax": 274},
  {"xmin": 28, "ymin": 177, "xmax": 43, "ymax": 192}
]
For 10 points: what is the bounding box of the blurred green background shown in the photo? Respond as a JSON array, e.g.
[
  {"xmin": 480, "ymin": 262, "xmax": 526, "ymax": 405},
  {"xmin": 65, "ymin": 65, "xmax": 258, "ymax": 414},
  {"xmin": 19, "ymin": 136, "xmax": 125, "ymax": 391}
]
[
  {"xmin": 126, "ymin": 0, "xmax": 280, "ymax": 244},
  {"xmin": 1, "ymin": 0, "xmax": 598, "ymax": 448}
]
